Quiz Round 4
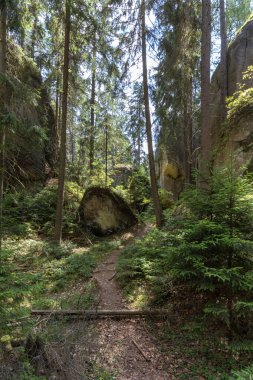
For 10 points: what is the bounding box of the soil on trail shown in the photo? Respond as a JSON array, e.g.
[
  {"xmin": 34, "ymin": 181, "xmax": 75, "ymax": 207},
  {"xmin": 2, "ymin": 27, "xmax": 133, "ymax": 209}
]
[{"xmin": 90, "ymin": 224, "xmax": 174, "ymax": 380}]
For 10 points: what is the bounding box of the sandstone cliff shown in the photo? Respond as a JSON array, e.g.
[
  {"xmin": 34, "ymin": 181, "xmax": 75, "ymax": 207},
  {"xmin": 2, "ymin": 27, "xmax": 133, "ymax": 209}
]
[
  {"xmin": 4, "ymin": 42, "xmax": 56, "ymax": 188},
  {"xmin": 212, "ymin": 17, "xmax": 253, "ymax": 170},
  {"xmin": 156, "ymin": 17, "xmax": 253, "ymax": 197}
]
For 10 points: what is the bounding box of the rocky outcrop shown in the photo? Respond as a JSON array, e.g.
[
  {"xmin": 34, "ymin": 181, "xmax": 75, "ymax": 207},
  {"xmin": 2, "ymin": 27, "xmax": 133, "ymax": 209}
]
[
  {"xmin": 156, "ymin": 17, "xmax": 253, "ymax": 196},
  {"xmin": 112, "ymin": 164, "xmax": 133, "ymax": 187},
  {"xmin": 4, "ymin": 42, "xmax": 56, "ymax": 188},
  {"xmin": 78, "ymin": 187, "xmax": 137, "ymax": 236},
  {"xmin": 156, "ymin": 145, "xmax": 184, "ymax": 200},
  {"xmin": 211, "ymin": 17, "xmax": 253, "ymax": 170}
]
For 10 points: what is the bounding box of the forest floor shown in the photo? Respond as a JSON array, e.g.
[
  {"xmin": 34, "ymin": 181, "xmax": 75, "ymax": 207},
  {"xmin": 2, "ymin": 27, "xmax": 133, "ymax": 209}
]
[
  {"xmin": 2, "ymin": 224, "xmax": 250, "ymax": 379},
  {"xmin": 28, "ymin": 224, "xmax": 182, "ymax": 380}
]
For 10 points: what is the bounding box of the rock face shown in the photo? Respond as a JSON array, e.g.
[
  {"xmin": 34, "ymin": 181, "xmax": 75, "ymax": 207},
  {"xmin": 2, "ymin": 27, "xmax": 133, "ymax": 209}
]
[
  {"xmin": 112, "ymin": 164, "xmax": 133, "ymax": 187},
  {"xmin": 212, "ymin": 18, "xmax": 253, "ymax": 170},
  {"xmin": 156, "ymin": 18, "xmax": 253, "ymax": 196},
  {"xmin": 78, "ymin": 187, "xmax": 137, "ymax": 236},
  {"xmin": 156, "ymin": 145, "xmax": 184, "ymax": 200},
  {"xmin": 4, "ymin": 42, "xmax": 56, "ymax": 188}
]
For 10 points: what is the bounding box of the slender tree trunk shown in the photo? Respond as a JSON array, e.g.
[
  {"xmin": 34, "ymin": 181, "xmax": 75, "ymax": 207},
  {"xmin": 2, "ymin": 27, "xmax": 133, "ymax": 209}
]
[
  {"xmin": 105, "ymin": 122, "xmax": 108, "ymax": 186},
  {"xmin": 54, "ymin": 0, "xmax": 71, "ymax": 245},
  {"xmin": 200, "ymin": 0, "xmax": 212, "ymax": 175},
  {"xmin": 185, "ymin": 78, "xmax": 193, "ymax": 184},
  {"xmin": 0, "ymin": 0, "xmax": 7, "ymax": 250},
  {"xmin": 141, "ymin": 0, "xmax": 163, "ymax": 228},
  {"xmin": 137, "ymin": 99, "xmax": 141, "ymax": 168},
  {"xmin": 58, "ymin": 89, "xmax": 62, "ymax": 143},
  {"xmin": 220, "ymin": 0, "xmax": 228, "ymax": 121},
  {"xmin": 55, "ymin": 57, "xmax": 61, "ymax": 151},
  {"xmin": 31, "ymin": 14, "xmax": 38, "ymax": 60},
  {"xmin": 137, "ymin": 124, "xmax": 141, "ymax": 168},
  {"xmin": 89, "ymin": 40, "xmax": 96, "ymax": 177}
]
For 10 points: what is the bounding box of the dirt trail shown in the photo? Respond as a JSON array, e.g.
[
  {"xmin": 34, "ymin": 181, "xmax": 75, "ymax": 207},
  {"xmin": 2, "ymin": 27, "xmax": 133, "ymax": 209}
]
[{"xmin": 91, "ymin": 224, "xmax": 174, "ymax": 380}]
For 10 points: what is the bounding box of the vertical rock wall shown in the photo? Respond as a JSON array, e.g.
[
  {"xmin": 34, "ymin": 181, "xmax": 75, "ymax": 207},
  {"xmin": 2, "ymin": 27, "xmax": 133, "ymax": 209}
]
[{"xmin": 156, "ymin": 17, "xmax": 253, "ymax": 196}]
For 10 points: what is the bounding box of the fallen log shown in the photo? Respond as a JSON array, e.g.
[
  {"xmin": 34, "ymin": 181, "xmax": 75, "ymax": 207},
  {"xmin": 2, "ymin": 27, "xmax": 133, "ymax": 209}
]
[{"xmin": 31, "ymin": 309, "xmax": 172, "ymax": 319}]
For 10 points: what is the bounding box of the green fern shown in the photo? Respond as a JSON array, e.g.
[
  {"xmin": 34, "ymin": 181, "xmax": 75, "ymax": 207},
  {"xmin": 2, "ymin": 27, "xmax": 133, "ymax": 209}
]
[{"xmin": 230, "ymin": 364, "xmax": 253, "ymax": 379}]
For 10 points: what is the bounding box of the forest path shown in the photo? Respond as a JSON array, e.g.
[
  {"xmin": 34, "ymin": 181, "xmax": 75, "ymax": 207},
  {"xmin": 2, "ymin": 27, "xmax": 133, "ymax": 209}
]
[{"xmin": 89, "ymin": 224, "xmax": 175, "ymax": 380}]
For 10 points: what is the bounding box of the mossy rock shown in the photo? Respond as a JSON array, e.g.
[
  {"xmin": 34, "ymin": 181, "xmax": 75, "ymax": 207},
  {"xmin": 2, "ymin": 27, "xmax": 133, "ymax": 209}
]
[{"xmin": 78, "ymin": 187, "xmax": 137, "ymax": 236}]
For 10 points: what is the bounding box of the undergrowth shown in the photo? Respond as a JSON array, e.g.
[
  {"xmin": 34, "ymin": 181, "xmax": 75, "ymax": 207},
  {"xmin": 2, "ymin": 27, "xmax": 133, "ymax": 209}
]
[
  {"xmin": 0, "ymin": 238, "xmax": 121, "ymax": 340},
  {"xmin": 2, "ymin": 181, "xmax": 83, "ymax": 239},
  {"xmin": 117, "ymin": 166, "xmax": 253, "ymax": 378}
]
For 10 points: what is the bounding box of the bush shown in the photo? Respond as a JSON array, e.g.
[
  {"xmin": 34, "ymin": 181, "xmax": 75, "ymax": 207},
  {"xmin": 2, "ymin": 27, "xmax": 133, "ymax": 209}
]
[
  {"xmin": 0, "ymin": 249, "xmax": 30, "ymax": 334},
  {"xmin": 118, "ymin": 165, "xmax": 253, "ymax": 334},
  {"xmin": 173, "ymin": 166, "xmax": 253, "ymax": 333},
  {"xmin": 2, "ymin": 181, "xmax": 83, "ymax": 238},
  {"xmin": 128, "ymin": 167, "xmax": 151, "ymax": 212}
]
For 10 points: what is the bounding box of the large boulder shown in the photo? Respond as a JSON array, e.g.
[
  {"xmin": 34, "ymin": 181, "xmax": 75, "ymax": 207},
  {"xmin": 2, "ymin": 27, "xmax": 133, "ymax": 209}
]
[
  {"xmin": 212, "ymin": 18, "xmax": 253, "ymax": 169},
  {"xmin": 78, "ymin": 187, "xmax": 137, "ymax": 236},
  {"xmin": 4, "ymin": 42, "xmax": 56, "ymax": 188}
]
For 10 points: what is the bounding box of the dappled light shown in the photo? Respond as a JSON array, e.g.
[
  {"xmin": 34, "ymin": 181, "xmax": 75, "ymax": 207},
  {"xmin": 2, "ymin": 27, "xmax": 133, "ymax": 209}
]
[{"xmin": 0, "ymin": 0, "xmax": 253, "ymax": 379}]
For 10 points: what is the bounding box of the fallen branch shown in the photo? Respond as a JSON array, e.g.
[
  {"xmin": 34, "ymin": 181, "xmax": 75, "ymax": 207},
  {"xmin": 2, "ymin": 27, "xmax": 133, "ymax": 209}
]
[
  {"xmin": 132, "ymin": 339, "xmax": 150, "ymax": 362},
  {"xmin": 93, "ymin": 269, "xmax": 115, "ymax": 274},
  {"xmin": 31, "ymin": 309, "xmax": 172, "ymax": 319},
  {"xmin": 108, "ymin": 272, "xmax": 116, "ymax": 281}
]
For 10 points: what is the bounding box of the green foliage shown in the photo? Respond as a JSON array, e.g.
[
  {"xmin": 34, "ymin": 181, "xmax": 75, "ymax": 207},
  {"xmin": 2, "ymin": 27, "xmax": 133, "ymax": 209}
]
[
  {"xmin": 128, "ymin": 167, "xmax": 151, "ymax": 212},
  {"xmin": 227, "ymin": 66, "xmax": 253, "ymax": 128},
  {"xmin": 173, "ymin": 167, "xmax": 253, "ymax": 330},
  {"xmin": 118, "ymin": 165, "xmax": 253, "ymax": 333},
  {"xmin": 230, "ymin": 364, "xmax": 253, "ymax": 380},
  {"xmin": 158, "ymin": 188, "xmax": 173, "ymax": 209},
  {"xmin": 117, "ymin": 228, "xmax": 174, "ymax": 303},
  {"xmin": 226, "ymin": 2, "xmax": 253, "ymax": 41},
  {"xmin": 0, "ymin": 248, "xmax": 30, "ymax": 333},
  {"xmin": 0, "ymin": 235, "xmax": 120, "ymax": 340},
  {"xmin": 2, "ymin": 181, "xmax": 83, "ymax": 238}
]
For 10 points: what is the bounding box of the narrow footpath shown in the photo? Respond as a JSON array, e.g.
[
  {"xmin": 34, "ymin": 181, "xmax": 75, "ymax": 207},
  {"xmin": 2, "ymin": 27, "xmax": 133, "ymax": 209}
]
[
  {"xmin": 90, "ymin": 225, "xmax": 175, "ymax": 380},
  {"xmin": 38, "ymin": 225, "xmax": 178, "ymax": 380}
]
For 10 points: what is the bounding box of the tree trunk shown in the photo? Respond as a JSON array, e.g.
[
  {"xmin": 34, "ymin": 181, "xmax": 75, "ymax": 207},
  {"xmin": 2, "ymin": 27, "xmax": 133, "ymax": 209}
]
[
  {"xmin": 54, "ymin": 0, "xmax": 71, "ymax": 245},
  {"xmin": 55, "ymin": 57, "xmax": 62, "ymax": 152},
  {"xmin": 31, "ymin": 14, "xmax": 38, "ymax": 60},
  {"xmin": 0, "ymin": 0, "xmax": 7, "ymax": 250},
  {"xmin": 89, "ymin": 40, "xmax": 96, "ymax": 177},
  {"xmin": 105, "ymin": 122, "xmax": 108, "ymax": 186},
  {"xmin": 31, "ymin": 309, "xmax": 172, "ymax": 318},
  {"xmin": 137, "ymin": 99, "xmax": 141, "ymax": 168},
  {"xmin": 220, "ymin": 0, "xmax": 228, "ymax": 122},
  {"xmin": 185, "ymin": 77, "xmax": 193, "ymax": 184},
  {"xmin": 141, "ymin": 0, "xmax": 163, "ymax": 228},
  {"xmin": 200, "ymin": 0, "xmax": 212, "ymax": 176}
]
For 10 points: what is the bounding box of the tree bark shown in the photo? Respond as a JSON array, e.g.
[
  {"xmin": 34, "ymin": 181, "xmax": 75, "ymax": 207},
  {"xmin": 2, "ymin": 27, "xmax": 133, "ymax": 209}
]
[
  {"xmin": 105, "ymin": 121, "xmax": 108, "ymax": 186},
  {"xmin": 200, "ymin": 0, "xmax": 212, "ymax": 176},
  {"xmin": 89, "ymin": 40, "xmax": 96, "ymax": 176},
  {"xmin": 220, "ymin": 0, "xmax": 228, "ymax": 122},
  {"xmin": 55, "ymin": 56, "xmax": 62, "ymax": 152},
  {"xmin": 141, "ymin": 0, "xmax": 163, "ymax": 228},
  {"xmin": 0, "ymin": 0, "xmax": 7, "ymax": 250},
  {"xmin": 31, "ymin": 309, "xmax": 172, "ymax": 318},
  {"xmin": 54, "ymin": 0, "xmax": 71, "ymax": 244}
]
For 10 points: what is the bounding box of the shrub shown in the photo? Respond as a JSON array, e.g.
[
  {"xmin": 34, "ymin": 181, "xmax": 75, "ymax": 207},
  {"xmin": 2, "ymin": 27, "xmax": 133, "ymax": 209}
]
[
  {"xmin": 174, "ymin": 166, "xmax": 253, "ymax": 333},
  {"xmin": 128, "ymin": 167, "xmax": 151, "ymax": 212},
  {"xmin": 2, "ymin": 181, "xmax": 83, "ymax": 238}
]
